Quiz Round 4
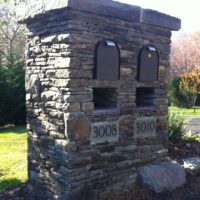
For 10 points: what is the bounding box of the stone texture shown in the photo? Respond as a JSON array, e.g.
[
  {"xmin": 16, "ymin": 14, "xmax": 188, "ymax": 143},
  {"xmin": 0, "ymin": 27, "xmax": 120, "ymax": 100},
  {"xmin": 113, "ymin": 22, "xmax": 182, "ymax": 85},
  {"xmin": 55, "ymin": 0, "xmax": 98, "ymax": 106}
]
[
  {"xmin": 183, "ymin": 157, "xmax": 200, "ymax": 175},
  {"xmin": 20, "ymin": 0, "xmax": 180, "ymax": 199},
  {"xmin": 64, "ymin": 113, "xmax": 91, "ymax": 139},
  {"xmin": 141, "ymin": 9, "xmax": 181, "ymax": 31},
  {"xmin": 139, "ymin": 161, "xmax": 186, "ymax": 193},
  {"xmin": 18, "ymin": 0, "xmax": 180, "ymax": 31},
  {"xmin": 26, "ymin": 74, "xmax": 41, "ymax": 94},
  {"xmin": 82, "ymin": 102, "xmax": 94, "ymax": 112},
  {"xmin": 18, "ymin": 0, "xmax": 141, "ymax": 23}
]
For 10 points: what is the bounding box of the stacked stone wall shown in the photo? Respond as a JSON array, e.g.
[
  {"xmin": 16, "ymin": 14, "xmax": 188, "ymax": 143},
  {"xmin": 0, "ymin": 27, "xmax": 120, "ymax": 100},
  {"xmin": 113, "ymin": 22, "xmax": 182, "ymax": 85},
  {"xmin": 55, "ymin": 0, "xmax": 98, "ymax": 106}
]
[{"xmin": 19, "ymin": 1, "xmax": 181, "ymax": 199}]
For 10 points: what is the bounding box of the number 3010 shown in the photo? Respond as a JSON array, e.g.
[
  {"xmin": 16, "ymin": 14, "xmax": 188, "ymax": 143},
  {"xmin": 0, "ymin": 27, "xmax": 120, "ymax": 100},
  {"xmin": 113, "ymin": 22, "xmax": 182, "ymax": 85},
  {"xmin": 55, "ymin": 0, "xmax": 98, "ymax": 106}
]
[{"xmin": 135, "ymin": 120, "xmax": 156, "ymax": 134}]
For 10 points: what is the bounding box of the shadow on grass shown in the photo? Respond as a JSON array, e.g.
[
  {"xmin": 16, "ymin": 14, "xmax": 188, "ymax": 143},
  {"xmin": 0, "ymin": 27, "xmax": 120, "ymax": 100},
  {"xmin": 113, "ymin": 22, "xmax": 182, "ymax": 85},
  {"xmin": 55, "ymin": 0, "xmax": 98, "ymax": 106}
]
[
  {"xmin": 0, "ymin": 125, "xmax": 27, "ymax": 134},
  {"xmin": 0, "ymin": 178, "xmax": 24, "ymax": 192}
]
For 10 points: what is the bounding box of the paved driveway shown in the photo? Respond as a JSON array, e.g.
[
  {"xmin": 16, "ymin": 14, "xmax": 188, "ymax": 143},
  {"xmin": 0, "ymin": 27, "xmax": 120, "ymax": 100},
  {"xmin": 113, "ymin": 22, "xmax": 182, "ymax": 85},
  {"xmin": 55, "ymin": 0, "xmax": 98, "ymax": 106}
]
[{"xmin": 186, "ymin": 117, "xmax": 200, "ymax": 134}]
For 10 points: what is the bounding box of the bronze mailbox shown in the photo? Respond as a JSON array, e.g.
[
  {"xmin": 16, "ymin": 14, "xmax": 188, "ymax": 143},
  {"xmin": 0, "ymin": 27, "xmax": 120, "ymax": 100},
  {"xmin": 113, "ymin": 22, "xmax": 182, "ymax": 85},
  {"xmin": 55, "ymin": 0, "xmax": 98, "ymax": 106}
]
[
  {"xmin": 94, "ymin": 39, "xmax": 120, "ymax": 80},
  {"xmin": 138, "ymin": 45, "xmax": 159, "ymax": 81}
]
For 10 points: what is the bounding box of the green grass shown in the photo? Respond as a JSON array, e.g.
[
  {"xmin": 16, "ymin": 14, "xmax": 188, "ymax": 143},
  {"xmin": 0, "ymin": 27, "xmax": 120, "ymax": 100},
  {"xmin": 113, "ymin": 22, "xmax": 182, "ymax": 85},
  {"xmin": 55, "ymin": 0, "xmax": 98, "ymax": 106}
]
[
  {"xmin": 183, "ymin": 132, "xmax": 200, "ymax": 143},
  {"xmin": 0, "ymin": 125, "xmax": 27, "ymax": 192},
  {"xmin": 169, "ymin": 106, "xmax": 200, "ymax": 116}
]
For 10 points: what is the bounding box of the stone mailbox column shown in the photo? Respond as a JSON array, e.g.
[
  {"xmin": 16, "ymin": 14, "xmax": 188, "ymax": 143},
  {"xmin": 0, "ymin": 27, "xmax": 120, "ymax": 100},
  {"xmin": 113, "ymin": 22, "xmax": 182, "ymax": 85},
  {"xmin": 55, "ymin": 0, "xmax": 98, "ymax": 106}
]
[{"xmin": 18, "ymin": 0, "xmax": 181, "ymax": 199}]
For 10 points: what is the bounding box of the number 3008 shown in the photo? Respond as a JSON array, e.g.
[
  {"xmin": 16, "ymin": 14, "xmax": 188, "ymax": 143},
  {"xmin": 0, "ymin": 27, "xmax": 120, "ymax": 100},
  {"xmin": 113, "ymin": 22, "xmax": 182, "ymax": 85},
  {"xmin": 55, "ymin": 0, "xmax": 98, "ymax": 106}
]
[{"xmin": 92, "ymin": 124, "xmax": 118, "ymax": 138}]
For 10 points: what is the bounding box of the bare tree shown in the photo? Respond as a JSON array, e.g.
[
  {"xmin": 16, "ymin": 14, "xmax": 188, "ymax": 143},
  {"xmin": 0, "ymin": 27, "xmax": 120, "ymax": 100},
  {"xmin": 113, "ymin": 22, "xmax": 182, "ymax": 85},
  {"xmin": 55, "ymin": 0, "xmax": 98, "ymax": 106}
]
[
  {"xmin": 170, "ymin": 32, "xmax": 200, "ymax": 77},
  {"xmin": 0, "ymin": 1, "xmax": 26, "ymax": 57}
]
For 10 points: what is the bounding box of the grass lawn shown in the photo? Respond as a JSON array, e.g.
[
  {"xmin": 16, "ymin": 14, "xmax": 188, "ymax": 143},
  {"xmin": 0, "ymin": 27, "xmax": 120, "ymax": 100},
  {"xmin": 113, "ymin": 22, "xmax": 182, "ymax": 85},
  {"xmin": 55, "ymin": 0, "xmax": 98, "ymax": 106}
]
[
  {"xmin": 0, "ymin": 125, "xmax": 27, "ymax": 192},
  {"xmin": 169, "ymin": 106, "xmax": 200, "ymax": 116}
]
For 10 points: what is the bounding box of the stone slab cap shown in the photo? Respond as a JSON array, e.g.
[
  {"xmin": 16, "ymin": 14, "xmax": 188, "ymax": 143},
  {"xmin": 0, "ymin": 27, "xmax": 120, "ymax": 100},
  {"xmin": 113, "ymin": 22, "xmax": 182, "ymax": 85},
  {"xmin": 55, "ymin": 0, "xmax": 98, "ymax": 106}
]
[
  {"xmin": 18, "ymin": 0, "xmax": 181, "ymax": 31},
  {"xmin": 141, "ymin": 9, "xmax": 181, "ymax": 31}
]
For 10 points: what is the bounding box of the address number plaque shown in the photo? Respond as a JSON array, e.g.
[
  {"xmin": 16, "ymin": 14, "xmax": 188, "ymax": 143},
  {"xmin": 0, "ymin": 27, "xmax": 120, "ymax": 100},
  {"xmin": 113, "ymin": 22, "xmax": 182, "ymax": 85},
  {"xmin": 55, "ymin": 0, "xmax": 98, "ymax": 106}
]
[
  {"xmin": 91, "ymin": 121, "xmax": 119, "ymax": 144},
  {"xmin": 134, "ymin": 117, "xmax": 156, "ymax": 136}
]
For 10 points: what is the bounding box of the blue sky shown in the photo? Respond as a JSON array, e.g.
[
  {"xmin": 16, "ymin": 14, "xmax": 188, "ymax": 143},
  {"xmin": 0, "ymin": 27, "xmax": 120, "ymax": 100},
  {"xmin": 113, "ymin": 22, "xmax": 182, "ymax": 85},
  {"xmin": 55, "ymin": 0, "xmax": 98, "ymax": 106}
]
[{"xmin": 117, "ymin": 0, "xmax": 200, "ymax": 33}]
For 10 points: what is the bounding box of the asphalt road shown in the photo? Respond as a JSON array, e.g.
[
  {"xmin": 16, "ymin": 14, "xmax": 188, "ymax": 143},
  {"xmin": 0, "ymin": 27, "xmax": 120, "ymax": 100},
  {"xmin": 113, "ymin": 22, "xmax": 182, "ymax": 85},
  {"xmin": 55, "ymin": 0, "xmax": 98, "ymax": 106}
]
[{"xmin": 186, "ymin": 117, "xmax": 200, "ymax": 134}]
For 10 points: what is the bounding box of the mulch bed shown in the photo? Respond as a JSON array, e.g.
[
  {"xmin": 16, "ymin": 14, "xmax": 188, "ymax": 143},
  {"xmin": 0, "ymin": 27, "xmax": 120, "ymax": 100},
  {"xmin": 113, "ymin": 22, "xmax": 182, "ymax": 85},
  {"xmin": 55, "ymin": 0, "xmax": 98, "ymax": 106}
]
[
  {"xmin": 0, "ymin": 184, "xmax": 32, "ymax": 200},
  {"xmin": 1, "ymin": 142, "xmax": 200, "ymax": 200}
]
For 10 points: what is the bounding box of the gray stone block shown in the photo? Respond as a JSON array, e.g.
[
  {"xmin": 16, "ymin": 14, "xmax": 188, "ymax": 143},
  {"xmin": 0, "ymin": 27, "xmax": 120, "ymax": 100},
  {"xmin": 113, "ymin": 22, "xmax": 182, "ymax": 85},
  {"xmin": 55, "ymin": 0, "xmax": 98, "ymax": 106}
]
[
  {"xmin": 141, "ymin": 9, "xmax": 181, "ymax": 31},
  {"xmin": 138, "ymin": 161, "xmax": 186, "ymax": 193},
  {"xmin": 64, "ymin": 113, "xmax": 91, "ymax": 139},
  {"xmin": 183, "ymin": 157, "xmax": 200, "ymax": 175}
]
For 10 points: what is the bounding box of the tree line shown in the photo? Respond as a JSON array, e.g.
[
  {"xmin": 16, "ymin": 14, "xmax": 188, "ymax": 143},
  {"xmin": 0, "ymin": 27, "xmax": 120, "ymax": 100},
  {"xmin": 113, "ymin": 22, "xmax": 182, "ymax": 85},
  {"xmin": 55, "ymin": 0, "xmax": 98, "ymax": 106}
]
[
  {"xmin": 169, "ymin": 33, "xmax": 200, "ymax": 110},
  {"xmin": 0, "ymin": 1, "xmax": 26, "ymax": 126}
]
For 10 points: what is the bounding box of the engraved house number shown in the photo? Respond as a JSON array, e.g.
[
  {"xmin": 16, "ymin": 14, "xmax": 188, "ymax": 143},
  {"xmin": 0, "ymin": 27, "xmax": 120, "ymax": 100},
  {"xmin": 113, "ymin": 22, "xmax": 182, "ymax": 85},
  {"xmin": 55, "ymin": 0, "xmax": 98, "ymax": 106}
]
[
  {"xmin": 93, "ymin": 124, "xmax": 118, "ymax": 138},
  {"xmin": 134, "ymin": 117, "xmax": 156, "ymax": 136},
  {"xmin": 91, "ymin": 122, "xmax": 119, "ymax": 144}
]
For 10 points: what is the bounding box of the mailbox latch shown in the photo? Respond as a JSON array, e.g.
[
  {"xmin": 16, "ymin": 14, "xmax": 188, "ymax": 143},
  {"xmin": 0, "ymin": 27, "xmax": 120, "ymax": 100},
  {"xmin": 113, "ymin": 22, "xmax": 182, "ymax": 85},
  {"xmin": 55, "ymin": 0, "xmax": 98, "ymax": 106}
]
[
  {"xmin": 105, "ymin": 40, "xmax": 116, "ymax": 47},
  {"xmin": 147, "ymin": 46, "xmax": 156, "ymax": 51}
]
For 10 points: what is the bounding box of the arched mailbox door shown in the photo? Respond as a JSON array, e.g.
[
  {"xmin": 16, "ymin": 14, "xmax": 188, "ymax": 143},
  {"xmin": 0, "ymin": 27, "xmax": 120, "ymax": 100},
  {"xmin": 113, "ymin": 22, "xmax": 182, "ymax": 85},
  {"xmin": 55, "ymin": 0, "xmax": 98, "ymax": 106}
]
[
  {"xmin": 95, "ymin": 39, "xmax": 120, "ymax": 80},
  {"xmin": 138, "ymin": 45, "xmax": 159, "ymax": 81}
]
